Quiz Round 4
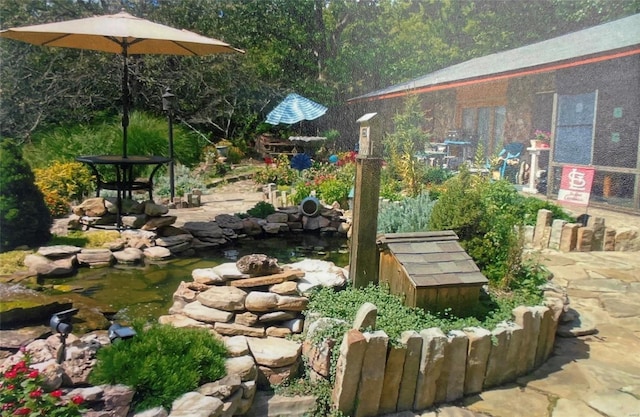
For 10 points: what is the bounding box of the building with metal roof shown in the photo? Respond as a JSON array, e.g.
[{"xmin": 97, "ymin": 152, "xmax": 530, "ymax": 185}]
[{"xmin": 351, "ymin": 14, "xmax": 640, "ymax": 212}]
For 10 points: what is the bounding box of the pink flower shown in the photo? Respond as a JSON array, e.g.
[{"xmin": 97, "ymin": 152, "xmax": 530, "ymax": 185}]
[
  {"xmin": 27, "ymin": 370, "xmax": 39, "ymax": 379},
  {"xmin": 71, "ymin": 395, "xmax": 84, "ymax": 405},
  {"xmin": 13, "ymin": 408, "xmax": 32, "ymax": 415},
  {"xmin": 50, "ymin": 389, "xmax": 63, "ymax": 398},
  {"xmin": 4, "ymin": 370, "xmax": 17, "ymax": 379}
]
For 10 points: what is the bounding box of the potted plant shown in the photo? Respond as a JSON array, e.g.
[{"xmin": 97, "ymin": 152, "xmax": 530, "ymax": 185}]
[{"xmin": 531, "ymin": 130, "xmax": 551, "ymax": 148}]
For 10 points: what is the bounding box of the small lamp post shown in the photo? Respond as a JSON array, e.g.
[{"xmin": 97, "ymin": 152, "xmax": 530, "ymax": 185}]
[{"xmin": 162, "ymin": 87, "xmax": 176, "ymax": 200}]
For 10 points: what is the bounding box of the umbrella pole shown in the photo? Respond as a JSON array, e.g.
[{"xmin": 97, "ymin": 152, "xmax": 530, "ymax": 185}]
[{"xmin": 122, "ymin": 48, "xmax": 129, "ymax": 158}]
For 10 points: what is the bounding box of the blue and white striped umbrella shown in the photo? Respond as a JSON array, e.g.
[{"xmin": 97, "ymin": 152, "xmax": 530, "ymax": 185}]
[{"xmin": 265, "ymin": 93, "xmax": 328, "ymax": 125}]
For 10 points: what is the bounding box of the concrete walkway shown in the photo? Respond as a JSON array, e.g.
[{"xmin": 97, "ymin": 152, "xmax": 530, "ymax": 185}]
[{"xmin": 170, "ymin": 179, "xmax": 640, "ymax": 417}]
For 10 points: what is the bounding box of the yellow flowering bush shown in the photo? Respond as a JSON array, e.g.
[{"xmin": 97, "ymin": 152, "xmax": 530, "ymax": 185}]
[{"xmin": 34, "ymin": 161, "xmax": 93, "ymax": 218}]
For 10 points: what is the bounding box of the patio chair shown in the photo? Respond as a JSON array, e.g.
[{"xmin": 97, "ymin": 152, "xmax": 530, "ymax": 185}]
[{"xmin": 498, "ymin": 142, "xmax": 524, "ymax": 183}]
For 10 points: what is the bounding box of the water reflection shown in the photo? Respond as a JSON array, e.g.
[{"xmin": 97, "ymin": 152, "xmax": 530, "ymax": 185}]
[{"xmin": 46, "ymin": 236, "xmax": 349, "ymax": 323}]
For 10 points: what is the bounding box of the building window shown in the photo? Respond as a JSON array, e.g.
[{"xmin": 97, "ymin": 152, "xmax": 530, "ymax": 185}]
[
  {"xmin": 554, "ymin": 91, "xmax": 597, "ymax": 165},
  {"xmin": 461, "ymin": 106, "xmax": 506, "ymax": 155}
]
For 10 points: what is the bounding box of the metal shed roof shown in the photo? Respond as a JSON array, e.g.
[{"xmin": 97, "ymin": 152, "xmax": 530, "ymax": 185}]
[
  {"xmin": 378, "ymin": 231, "xmax": 488, "ymax": 288},
  {"xmin": 351, "ymin": 13, "xmax": 640, "ymax": 102}
]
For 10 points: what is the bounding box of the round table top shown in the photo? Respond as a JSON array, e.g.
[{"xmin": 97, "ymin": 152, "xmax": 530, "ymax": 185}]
[{"xmin": 76, "ymin": 155, "xmax": 172, "ymax": 165}]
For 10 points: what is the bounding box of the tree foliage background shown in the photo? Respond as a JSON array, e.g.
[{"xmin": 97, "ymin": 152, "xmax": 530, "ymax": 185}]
[{"xmin": 1, "ymin": 0, "xmax": 637, "ymax": 147}]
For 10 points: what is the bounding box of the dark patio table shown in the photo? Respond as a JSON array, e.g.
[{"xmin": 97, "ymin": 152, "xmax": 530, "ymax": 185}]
[{"xmin": 76, "ymin": 155, "xmax": 171, "ymax": 229}]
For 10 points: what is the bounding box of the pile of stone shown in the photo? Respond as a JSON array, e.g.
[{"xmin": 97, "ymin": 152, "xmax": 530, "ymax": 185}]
[
  {"xmin": 161, "ymin": 255, "xmax": 347, "ymax": 340},
  {"xmin": 70, "ymin": 197, "xmax": 176, "ymax": 230},
  {"xmin": 159, "ymin": 255, "xmax": 346, "ymax": 390},
  {"xmin": 525, "ymin": 209, "xmax": 640, "ymax": 252}
]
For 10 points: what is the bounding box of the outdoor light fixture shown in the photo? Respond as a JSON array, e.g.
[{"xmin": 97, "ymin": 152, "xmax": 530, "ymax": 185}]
[
  {"xmin": 49, "ymin": 308, "xmax": 78, "ymax": 364},
  {"xmin": 108, "ymin": 323, "xmax": 137, "ymax": 343},
  {"xmin": 162, "ymin": 87, "xmax": 176, "ymax": 200}
]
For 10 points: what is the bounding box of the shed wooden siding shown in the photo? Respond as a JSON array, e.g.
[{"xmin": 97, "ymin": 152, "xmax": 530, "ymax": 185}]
[{"xmin": 378, "ymin": 231, "xmax": 488, "ymax": 314}]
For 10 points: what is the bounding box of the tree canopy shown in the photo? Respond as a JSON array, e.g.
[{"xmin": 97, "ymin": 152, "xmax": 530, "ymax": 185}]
[{"xmin": 1, "ymin": 0, "xmax": 637, "ymax": 145}]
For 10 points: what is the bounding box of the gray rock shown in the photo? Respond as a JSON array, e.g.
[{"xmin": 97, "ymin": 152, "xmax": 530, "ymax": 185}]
[
  {"xmin": 214, "ymin": 322, "xmax": 265, "ymax": 338},
  {"xmin": 246, "ymin": 336, "xmax": 302, "ymax": 368},
  {"xmin": 197, "ymin": 374, "xmax": 241, "ymax": 399},
  {"xmin": 37, "ymin": 245, "xmax": 82, "ymax": 258},
  {"xmin": 170, "ymin": 391, "xmax": 223, "ymax": 417},
  {"xmin": 215, "ymin": 214, "xmax": 245, "ymax": 230},
  {"xmin": 225, "ymin": 355, "xmax": 257, "ymax": 382},
  {"xmin": 352, "ymin": 302, "xmax": 377, "ymax": 331},
  {"xmin": 155, "ymin": 234, "xmax": 193, "ymax": 248},
  {"xmin": 198, "ymin": 286, "xmax": 247, "ymax": 312},
  {"xmin": 183, "ymin": 301, "xmax": 234, "ymax": 324},
  {"xmin": 236, "ymin": 254, "xmax": 281, "ymax": 276},
  {"xmin": 182, "ymin": 221, "xmax": 225, "ymax": 238},
  {"xmin": 121, "ymin": 214, "xmax": 147, "ymax": 229},
  {"xmin": 133, "ymin": 406, "xmax": 169, "ymax": 417},
  {"xmin": 142, "ymin": 215, "xmax": 177, "ymax": 230},
  {"xmin": 191, "ymin": 268, "xmax": 225, "ymax": 284},
  {"xmin": 143, "ymin": 246, "xmax": 172, "ymax": 260},
  {"xmin": 77, "ymin": 248, "xmax": 114, "ymax": 267},
  {"xmin": 224, "ymin": 335, "xmax": 250, "ymax": 357},
  {"xmin": 24, "ymin": 254, "xmax": 76, "ymax": 276},
  {"xmin": 145, "ymin": 202, "xmax": 169, "ymax": 217},
  {"xmin": 112, "ymin": 247, "xmax": 144, "ymax": 264}
]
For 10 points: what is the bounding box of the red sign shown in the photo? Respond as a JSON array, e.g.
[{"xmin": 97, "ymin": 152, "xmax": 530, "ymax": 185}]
[{"xmin": 558, "ymin": 166, "xmax": 595, "ymax": 207}]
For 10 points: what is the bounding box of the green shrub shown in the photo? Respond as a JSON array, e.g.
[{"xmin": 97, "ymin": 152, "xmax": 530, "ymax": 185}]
[
  {"xmin": 34, "ymin": 161, "xmax": 93, "ymax": 217},
  {"xmin": 89, "ymin": 322, "xmax": 227, "ymax": 412},
  {"xmin": 246, "ymin": 201, "xmax": 276, "ymax": 218},
  {"xmin": 291, "ymin": 182, "xmax": 313, "ymax": 205},
  {"xmin": 428, "ymin": 170, "xmax": 522, "ymax": 286},
  {"xmin": 0, "ymin": 140, "xmax": 52, "ymax": 252},
  {"xmin": 377, "ymin": 192, "xmax": 436, "ymax": 233},
  {"xmin": 318, "ymin": 177, "xmax": 352, "ymax": 207},
  {"xmin": 519, "ymin": 196, "xmax": 574, "ymax": 225},
  {"xmin": 253, "ymin": 155, "xmax": 298, "ymax": 186},
  {"xmin": 423, "ymin": 167, "xmax": 452, "ymax": 185},
  {"xmin": 154, "ymin": 164, "xmax": 207, "ymax": 198},
  {"xmin": 226, "ymin": 145, "xmax": 245, "ymax": 164},
  {"xmin": 306, "ymin": 283, "xmax": 543, "ymax": 345}
]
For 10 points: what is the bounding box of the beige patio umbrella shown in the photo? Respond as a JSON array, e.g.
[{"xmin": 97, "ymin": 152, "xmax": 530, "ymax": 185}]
[{"xmin": 0, "ymin": 10, "xmax": 244, "ymax": 157}]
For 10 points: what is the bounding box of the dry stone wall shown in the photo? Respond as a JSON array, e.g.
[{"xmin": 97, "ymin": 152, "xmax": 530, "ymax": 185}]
[
  {"xmin": 323, "ymin": 299, "xmax": 562, "ymax": 416},
  {"xmin": 525, "ymin": 209, "xmax": 639, "ymax": 252}
]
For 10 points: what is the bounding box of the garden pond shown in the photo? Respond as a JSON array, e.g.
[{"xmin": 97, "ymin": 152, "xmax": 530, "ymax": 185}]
[{"xmin": 44, "ymin": 235, "xmax": 349, "ymax": 323}]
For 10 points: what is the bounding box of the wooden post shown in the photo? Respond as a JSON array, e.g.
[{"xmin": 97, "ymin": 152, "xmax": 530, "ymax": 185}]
[{"xmin": 350, "ymin": 113, "xmax": 383, "ymax": 288}]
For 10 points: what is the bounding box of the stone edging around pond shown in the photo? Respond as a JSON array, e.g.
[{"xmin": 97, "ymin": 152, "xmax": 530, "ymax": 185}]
[{"xmin": 23, "ymin": 204, "xmax": 350, "ymax": 278}]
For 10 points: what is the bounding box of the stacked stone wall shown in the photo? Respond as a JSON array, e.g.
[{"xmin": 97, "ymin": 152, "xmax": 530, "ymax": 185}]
[{"xmin": 524, "ymin": 209, "xmax": 639, "ymax": 252}]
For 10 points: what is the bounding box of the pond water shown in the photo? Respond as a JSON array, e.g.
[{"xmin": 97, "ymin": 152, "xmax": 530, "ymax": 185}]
[{"xmin": 46, "ymin": 235, "xmax": 349, "ymax": 323}]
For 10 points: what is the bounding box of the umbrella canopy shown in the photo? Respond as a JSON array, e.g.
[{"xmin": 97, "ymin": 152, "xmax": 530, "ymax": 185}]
[
  {"xmin": 0, "ymin": 10, "xmax": 243, "ymax": 157},
  {"xmin": 266, "ymin": 93, "xmax": 328, "ymax": 125}
]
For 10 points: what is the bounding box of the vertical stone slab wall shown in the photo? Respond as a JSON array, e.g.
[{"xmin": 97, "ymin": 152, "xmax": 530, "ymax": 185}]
[
  {"xmin": 330, "ymin": 302, "xmax": 559, "ymax": 415},
  {"xmin": 526, "ymin": 209, "xmax": 631, "ymax": 252}
]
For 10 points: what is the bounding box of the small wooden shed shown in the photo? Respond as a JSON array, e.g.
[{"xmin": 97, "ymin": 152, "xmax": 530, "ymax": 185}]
[{"xmin": 377, "ymin": 231, "xmax": 488, "ymax": 315}]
